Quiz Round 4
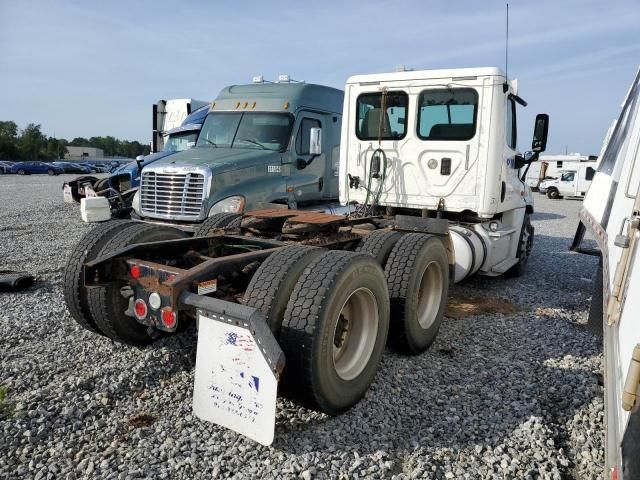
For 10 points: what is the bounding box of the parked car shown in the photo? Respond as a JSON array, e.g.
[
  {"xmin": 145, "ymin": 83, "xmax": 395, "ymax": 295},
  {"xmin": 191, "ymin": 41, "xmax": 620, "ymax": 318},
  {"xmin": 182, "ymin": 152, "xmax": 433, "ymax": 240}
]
[
  {"xmin": 10, "ymin": 161, "xmax": 64, "ymax": 175},
  {"xmin": 0, "ymin": 161, "xmax": 15, "ymax": 174},
  {"xmin": 52, "ymin": 162, "xmax": 91, "ymax": 174}
]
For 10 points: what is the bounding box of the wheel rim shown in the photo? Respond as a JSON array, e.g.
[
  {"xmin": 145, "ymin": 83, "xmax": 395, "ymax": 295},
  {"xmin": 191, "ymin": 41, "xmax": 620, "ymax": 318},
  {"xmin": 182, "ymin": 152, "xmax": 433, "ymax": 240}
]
[
  {"xmin": 417, "ymin": 261, "xmax": 443, "ymax": 329},
  {"xmin": 332, "ymin": 287, "xmax": 378, "ymax": 381}
]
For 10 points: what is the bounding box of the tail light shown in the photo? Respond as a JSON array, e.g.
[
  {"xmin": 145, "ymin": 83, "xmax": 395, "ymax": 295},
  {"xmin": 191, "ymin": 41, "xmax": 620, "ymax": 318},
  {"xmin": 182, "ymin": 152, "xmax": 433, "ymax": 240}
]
[
  {"xmin": 130, "ymin": 264, "xmax": 141, "ymax": 279},
  {"xmin": 134, "ymin": 299, "xmax": 147, "ymax": 320},
  {"xmin": 161, "ymin": 308, "xmax": 177, "ymax": 329}
]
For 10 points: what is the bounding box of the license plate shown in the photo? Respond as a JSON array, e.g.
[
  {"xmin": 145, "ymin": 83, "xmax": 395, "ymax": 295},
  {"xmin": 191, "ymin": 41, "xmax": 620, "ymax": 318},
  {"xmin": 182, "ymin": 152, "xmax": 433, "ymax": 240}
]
[
  {"xmin": 63, "ymin": 184, "xmax": 73, "ymax": 203},
  {"xmin": 193, "ymin": 311, "xmax": 279, "ymax": 446}
]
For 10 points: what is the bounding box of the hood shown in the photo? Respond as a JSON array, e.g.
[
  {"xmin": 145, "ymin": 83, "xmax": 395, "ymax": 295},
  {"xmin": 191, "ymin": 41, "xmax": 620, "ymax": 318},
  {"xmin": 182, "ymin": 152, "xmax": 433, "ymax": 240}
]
[
  {"xmin": 113, "ymin": 151, "xmax": 176, "ymax": 176},
  {"xmin": 150, "ymin": 147, "xmax": 282, "ymax": 172}
]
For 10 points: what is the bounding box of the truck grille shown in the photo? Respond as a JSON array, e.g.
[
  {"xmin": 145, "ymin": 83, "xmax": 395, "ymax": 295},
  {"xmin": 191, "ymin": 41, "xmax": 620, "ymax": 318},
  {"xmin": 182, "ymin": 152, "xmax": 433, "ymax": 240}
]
[{"xmin": 140, "ymin": 171, "xmax": 206, "ymax": 219}]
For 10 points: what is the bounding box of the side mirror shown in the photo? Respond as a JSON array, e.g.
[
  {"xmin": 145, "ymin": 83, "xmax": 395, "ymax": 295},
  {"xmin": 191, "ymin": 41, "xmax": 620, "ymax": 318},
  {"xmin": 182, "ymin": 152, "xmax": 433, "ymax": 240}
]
[
  {"xmin": 309, "ymin": 127, "xmax": 322, "ymax": 155},
  {"xmin": 532, "ymin": 113, "xmax": 549, "ymax": 153},
  {"xmin": 135, "ymin": 155, "xmax": 144, "ymax": 161}
]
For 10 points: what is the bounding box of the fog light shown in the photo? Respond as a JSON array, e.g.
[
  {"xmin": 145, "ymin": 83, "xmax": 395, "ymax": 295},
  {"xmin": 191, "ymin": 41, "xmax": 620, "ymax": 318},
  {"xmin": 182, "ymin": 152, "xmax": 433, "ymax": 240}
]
[
  {"xmin": 161, "ymin": 308, "xmax": 177, "ymax": 329},
  {"xmin": 134, "ymin": 299, "xmax": 147, "ymax": 320},
  {"xmin": 148, "ymin": 292, "xmax": 162, "ymax": 310},
  {"xmin": 489, "ymin": 221, "xmax": 500, "ymax": 232}
]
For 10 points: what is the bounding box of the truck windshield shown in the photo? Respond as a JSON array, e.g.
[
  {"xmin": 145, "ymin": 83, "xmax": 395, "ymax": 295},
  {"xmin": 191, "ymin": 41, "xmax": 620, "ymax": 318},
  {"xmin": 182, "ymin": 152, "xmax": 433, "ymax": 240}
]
[
  {"xmin": 561, "ymin": 171, "xmax": 575, "ymax": 182},
  {"xmin": 163, "ymin": 131, "xmax": 198, "ymax": 152},
  {"xmin": 196, "ymin": 112, "xmax": 294, "ymax": 151}
]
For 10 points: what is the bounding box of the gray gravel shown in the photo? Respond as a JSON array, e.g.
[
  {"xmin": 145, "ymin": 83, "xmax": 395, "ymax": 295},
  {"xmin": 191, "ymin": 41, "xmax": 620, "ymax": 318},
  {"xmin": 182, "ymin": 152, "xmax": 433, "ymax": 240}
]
[{"xmin": 0, "ymin": 175, "xmax": 603, "ymax": 479}]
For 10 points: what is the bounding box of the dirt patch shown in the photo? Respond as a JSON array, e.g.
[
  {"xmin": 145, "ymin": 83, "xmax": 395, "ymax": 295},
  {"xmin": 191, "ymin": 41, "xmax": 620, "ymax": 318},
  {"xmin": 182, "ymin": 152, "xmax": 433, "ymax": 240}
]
[
  {"xmin": 127, "ymin": 413, "xmax": 156, "ymax": 428},
  {"xmin": 445, "ymin": 295, "xmax": 521, "ymax": 319}
]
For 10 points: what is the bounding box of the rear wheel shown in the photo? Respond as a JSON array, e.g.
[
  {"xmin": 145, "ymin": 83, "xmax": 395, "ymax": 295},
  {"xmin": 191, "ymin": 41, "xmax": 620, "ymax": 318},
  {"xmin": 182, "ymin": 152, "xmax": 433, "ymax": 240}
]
[
  {"xmin": 547, "ymin": 188, "xmax": 560, "ymax": 199},
  {"xmin": 385, "ymin": 233, "xmax": 449, "ymax": 354},
  {"xmin": 63, "ymin": 220, "xmax": 136, "ymax": 336},
  {"xmin": 194, "ymin": 213, "xmax": 242, "ymax": 236},
  {"xmin": 47, "ymin": 169, "xmax": 55, "ymax": 176},
  {"xmin": 355, "ymin": 229, "xmax": 403, "ymax": 266},
  {"xmin": 243, "ymin": 246, "xmax": 323, "ymax": 336},
  {"xmin": 280, "ymin": 251, "xmax": 390, "ymax": 414},
  {"xmin": 88, "ymin": 223, "xmax": 188, "ymax": 345}
]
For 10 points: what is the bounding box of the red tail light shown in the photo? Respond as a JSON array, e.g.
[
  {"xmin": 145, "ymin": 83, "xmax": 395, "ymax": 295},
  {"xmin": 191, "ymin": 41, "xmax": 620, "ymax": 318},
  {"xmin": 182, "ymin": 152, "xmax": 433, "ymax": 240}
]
[
  {"xmin": 134, "ymin": 299, "xmax": 147, "ymax": 319},
  {"xmin": 130, "ymin": 264, "xmax": 141, "ymax": 279},
  {"xmin": 161, "ymin": 308, "xmax": 177, "ymax": 329}
]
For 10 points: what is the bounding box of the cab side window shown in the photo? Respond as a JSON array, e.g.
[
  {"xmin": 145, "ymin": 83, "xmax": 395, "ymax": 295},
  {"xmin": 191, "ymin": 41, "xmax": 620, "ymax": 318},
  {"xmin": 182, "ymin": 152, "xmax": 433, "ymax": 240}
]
[
  {"xmin": 296, "ymin": 118, "xmax": 321, "ymax": 155},
  {"xmin": 506, "ymin": 98, "xmax": 517, "ymax": 149}
]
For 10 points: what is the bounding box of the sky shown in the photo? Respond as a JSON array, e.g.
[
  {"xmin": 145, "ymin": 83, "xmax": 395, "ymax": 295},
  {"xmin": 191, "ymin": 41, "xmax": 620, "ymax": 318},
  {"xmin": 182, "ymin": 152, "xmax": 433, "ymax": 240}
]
[{"xmin": 0, "ymin": 0, "xmax": 638, "ymax": 155}]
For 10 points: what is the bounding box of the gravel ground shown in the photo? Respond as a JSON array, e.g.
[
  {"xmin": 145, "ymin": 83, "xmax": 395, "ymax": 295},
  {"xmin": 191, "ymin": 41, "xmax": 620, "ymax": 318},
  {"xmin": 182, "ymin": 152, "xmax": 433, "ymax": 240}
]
[{"xmin": 0, "ymin": 175, "xmax": 603, "ymax": 480}]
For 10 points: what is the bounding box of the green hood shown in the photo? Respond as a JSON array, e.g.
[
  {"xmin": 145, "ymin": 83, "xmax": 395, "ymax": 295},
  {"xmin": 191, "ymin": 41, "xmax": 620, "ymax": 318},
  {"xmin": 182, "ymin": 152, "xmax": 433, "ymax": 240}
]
[{"xmin": 150, "ymin": 147, "xmax": 282, "ymax": 172}]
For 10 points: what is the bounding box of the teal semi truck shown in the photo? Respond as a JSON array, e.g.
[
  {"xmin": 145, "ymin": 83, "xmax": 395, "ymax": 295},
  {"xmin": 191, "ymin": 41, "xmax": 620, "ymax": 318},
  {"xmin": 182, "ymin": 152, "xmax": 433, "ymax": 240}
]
[{"xmin": 130, "ymin": 80, "xmax": 344, "ymax": 231}]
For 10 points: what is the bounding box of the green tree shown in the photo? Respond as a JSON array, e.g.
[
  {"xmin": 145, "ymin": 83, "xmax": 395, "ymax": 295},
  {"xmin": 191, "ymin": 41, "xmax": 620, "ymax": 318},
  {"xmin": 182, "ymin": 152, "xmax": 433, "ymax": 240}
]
[
  {"xmin": 19, "ymin": 124, "xmax": 47, "ymax": 160},
  {"xmin": 0, "ymin": 121, "xmax": 19, "ymax": 160}
]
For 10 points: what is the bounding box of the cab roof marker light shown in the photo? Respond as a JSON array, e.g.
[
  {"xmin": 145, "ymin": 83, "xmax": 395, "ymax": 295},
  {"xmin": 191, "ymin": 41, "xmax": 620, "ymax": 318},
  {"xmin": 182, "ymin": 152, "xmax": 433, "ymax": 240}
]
[
  {"xmin": 244, "ymin": 101, "xmax": 249, "ymax": 108},
  {"xmin": 278, "ymin": 74, "xmax": 290, "ymax": 83},
  {"xmin": 252, "ymin": 75, "xmax": 264, "ymax": 83}
]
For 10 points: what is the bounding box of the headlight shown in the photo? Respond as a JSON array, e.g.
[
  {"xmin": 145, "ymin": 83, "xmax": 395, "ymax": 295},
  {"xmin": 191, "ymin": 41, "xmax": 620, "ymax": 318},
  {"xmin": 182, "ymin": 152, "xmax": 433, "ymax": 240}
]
[
  {"xmin": 132, "ymin": 190, "xmax": 141, "ymax": 214},
  {"xmin": 208, "ymin": 196, "xmax": 245, "ymax": 216}
]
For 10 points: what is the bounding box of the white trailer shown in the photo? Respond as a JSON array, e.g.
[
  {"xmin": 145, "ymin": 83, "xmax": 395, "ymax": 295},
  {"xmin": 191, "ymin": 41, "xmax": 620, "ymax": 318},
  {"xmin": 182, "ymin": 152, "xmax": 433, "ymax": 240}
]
[
  {"xmin": 64, "ymin": 66, "xmax": 549, "ymax": 445},
  {"xmin": 572, "ymin": 66, "xmax": 640, "ymax": 480},
  {"xmin": 152, "ymin": 98, "xmax": 208, "ymax": 152}
]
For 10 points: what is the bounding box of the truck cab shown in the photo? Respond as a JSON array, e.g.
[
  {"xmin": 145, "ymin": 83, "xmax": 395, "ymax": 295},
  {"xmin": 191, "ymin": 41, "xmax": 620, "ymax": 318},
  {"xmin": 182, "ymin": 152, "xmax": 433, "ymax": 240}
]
[
  {"xmin": 340, "ymin": 67, "xmax": 548, "ymax": 276},
  {"xmin": 540, "ymin": 164, "xmax": 596, "ymax": 199},
  {"xmin": 132, "ymin": 81, "xmax": 344, "ymax": 230}
]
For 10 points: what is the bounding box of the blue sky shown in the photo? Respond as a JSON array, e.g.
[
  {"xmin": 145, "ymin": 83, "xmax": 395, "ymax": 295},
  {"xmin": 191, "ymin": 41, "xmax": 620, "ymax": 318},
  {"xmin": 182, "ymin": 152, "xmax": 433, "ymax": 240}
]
[{"xmin": 1, "ymin": 0, "xmax": 638, "ymax": 154}]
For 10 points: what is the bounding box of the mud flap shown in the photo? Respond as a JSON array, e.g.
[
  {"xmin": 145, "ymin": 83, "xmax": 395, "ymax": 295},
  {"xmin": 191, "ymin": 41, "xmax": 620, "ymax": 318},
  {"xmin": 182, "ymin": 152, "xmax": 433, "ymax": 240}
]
[{"xmin": 187, "ymin": 294, "xmax": 285, "ymax": 446}]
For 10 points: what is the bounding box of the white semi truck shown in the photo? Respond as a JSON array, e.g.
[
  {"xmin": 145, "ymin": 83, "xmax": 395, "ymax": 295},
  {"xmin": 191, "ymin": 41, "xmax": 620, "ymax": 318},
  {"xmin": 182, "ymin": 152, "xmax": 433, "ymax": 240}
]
[
  {"xmin": 63, "ymin": 67, "xmax": 549, "ymax": 445},
  {"xmin": 572, "ymin": 66, "xmax": 640, "ymax": 480}
]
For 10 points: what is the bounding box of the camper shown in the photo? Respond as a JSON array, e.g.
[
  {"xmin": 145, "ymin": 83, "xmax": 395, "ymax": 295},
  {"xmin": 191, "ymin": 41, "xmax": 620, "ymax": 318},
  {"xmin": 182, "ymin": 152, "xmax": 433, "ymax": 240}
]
[
  {"xmin": 152, "ymin": 98, "xmax": 209, "ymax": 152},
  {"xmin": 539, "ymin": 163, "xmax": 597, "ymax": 199},
  {"xmin": 524, "ymin": 153, "xmax": 597, "ymax": 190}
]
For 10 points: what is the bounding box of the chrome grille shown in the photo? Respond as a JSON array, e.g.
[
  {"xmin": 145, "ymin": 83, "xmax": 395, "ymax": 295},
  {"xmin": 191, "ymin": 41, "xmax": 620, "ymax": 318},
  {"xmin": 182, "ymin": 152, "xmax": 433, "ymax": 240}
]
[{"xmin": 140, "ymin": 171, "xmax": 206, "ymax": 219}]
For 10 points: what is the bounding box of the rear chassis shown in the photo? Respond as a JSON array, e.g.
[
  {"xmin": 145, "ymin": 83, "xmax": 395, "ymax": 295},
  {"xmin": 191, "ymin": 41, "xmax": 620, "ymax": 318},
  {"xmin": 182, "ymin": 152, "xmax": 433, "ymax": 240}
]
[
  {"xmin": 83, "ymin": 210, "xmax": 394, "ymax": 334},
  {"xmin": 64, "ymin": 173, "xmax": 137, "ymax": 218}
]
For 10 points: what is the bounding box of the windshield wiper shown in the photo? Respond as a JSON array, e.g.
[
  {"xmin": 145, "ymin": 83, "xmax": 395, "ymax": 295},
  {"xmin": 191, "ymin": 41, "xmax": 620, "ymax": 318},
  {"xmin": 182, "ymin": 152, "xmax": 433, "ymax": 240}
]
[
  {"xmin": 202, "ymin": 138, "xmax": 218, "ymax": 148},
  {"xmin": 235, "ymin": 137, "xmax": 269, "ymax": 150}
]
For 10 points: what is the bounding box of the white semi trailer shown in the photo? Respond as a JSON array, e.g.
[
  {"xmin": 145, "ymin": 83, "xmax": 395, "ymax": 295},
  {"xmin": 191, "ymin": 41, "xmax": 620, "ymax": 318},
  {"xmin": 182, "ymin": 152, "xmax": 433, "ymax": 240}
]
[
  {"xmin": 63, "ymin": 67, "xmax": 549, "ymax": 445},
  {"xmin": 572, "ymin": 66, "xmax": 640, "ymax": 480},
  {"xmin": 152, "ymin": 98, "xmax": 208, "ymax": 152}
]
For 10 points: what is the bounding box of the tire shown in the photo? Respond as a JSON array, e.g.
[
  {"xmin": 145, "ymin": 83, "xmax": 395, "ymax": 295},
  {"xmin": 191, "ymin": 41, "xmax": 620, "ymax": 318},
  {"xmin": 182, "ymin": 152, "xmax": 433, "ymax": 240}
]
[
  {"xmin": 17, "ymin": 169, "xmax": 25, "ymax": 175},
  {"xmin": 355, "ymin": 230, "xmax": 403, "ymax": 266},
  {"xmin": 88, "ymin": 223, "xmax": 188, "ymax": 346},
  {"xmin": 508, "ymin": 214, "xmax": 534, "ymax": 277},
  {"xmin": 47, "ymin": 169, "xmax": 54, "ymax": 176},
  {"xmin": 194, "ymin": 213, "xmax": 242, "ymax": 237},
  {"xmin": 93, "ymin": 178, "xmax": 109, "ymax": 192},
  {"xmin": 243, "ymin": 246, "xmax": 323, "ymax": 336},
  {"xmin": 280, "ymin": 251, "xmax": 390, "ymax": 414},
  {"xmin": 547, "ymin": 189, "xmax": 560, "ymax": 199},
  {"xmin": 384, "ymin": 233, "xmax": 449, "ymax": 354},
  {"xmin": 63, "ymin": 220, "xmax": 137, "ymax": 336}
]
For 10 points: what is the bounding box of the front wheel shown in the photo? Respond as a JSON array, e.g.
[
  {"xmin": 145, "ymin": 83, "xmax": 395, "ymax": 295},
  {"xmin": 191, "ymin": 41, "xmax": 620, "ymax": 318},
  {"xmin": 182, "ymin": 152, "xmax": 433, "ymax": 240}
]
[
  {"xmin": 47, "ymin": 169, "xmax": 55, "ymax": 176},
  {"xmin": 508, "ymin": 214, "xmax": 534, "ymax": 277},
  {"xmin": 17, "ymin": 169, "xmax": 25, "ymax": 175}
]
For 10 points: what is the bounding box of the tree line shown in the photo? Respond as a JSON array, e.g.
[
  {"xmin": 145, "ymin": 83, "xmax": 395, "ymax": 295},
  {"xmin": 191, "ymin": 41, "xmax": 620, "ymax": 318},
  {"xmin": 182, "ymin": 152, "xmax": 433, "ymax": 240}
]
[{"xmin": 0, "ymin": 121, "xmax": 151, "ymax": 161}]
